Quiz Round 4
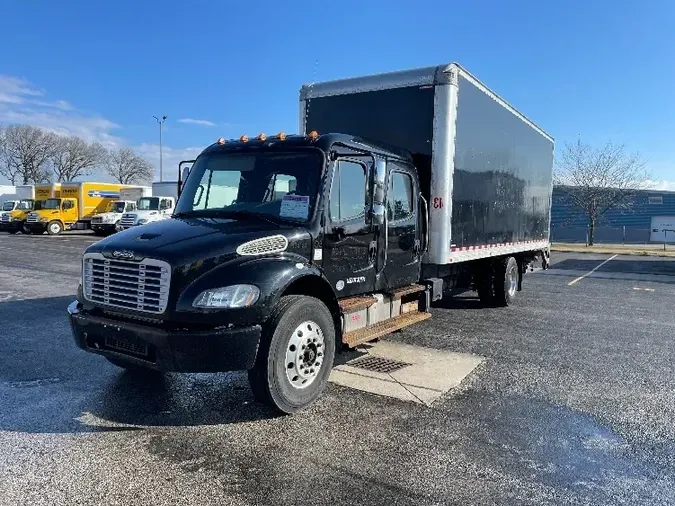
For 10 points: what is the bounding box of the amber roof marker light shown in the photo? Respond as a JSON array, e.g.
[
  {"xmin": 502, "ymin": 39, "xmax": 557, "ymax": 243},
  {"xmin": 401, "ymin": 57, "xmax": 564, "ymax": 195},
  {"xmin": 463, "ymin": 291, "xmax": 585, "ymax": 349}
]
[
  {"xmin": 307, "ymin": 130, "xmax": 319, "ymax": 141},
  {"xmin": 257, "ymin": 133, "xmax": 267, "ymax": 141},
  {"xmin": 216, "ymin": 138, "xmax": 226, "ymax": 145},
  {"xmin": 276, "ymin": 132, "xmax": 287, "ymax": 140},
  {"xmin": 239, "ymin": 134, "xmax": 249, "ymax": 142}
]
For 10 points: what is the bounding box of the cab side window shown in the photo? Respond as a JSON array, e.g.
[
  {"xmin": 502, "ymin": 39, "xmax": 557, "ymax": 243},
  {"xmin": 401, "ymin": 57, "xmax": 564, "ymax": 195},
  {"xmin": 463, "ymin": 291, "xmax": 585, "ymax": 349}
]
[
  {"xmin": 387, "ymin": 172, "xmax": 414, "ymax": 221},
  {"xmin": 329, "ymin": 160, "xmax": 367, "ymax": 222}
]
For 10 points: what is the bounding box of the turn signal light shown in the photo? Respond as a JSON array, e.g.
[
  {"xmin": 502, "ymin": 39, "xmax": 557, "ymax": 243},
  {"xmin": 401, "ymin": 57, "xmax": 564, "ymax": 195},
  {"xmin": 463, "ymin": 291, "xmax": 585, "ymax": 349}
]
[
  {"xmin": 307, "ymin": 130, "xmax": 319, "ymax": 140},
  {"xmin": 257, "ymin": 133, "xmax": 267, "ymax": 141},
  {"xmin": 240, "ymin": 135, "xmax": 249, "ymax": 142},
  {"xmin": 276, "ymin": 132, "xmax": 287, "ymax": 140}
]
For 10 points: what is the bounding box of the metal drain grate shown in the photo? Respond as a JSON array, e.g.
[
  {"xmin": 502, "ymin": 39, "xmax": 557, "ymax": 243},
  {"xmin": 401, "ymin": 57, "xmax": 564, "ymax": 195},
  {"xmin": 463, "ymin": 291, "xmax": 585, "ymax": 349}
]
[{"xmin": 348, "ymin": 355, "xmax": 412, "ymax": 374}]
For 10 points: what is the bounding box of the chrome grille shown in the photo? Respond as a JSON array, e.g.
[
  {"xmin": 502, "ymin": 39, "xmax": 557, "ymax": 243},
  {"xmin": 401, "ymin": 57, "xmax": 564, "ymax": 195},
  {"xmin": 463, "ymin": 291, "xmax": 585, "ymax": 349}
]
[
  {"xmin": 91, "ymin": 216, "xmax": 103, "ymax": 224},
  {"xmin": 1, "ymin": 213, "xmax": 9, "ymax": 223},
  {"xmin": 120, "ymin": 214, "xmax": 136, "ymax": 227},
  {"xmin": 82, "ymin": 252, "xmax": 171, "ymax": 314},
  {"xmin": 27, "ymin": 213, "xmax": 39, "ymax": 223}
]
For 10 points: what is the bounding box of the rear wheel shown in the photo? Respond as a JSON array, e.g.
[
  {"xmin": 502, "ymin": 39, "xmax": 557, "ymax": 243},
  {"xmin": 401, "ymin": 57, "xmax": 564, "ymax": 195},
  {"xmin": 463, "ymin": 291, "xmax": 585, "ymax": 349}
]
[
  {"xmin": 7, "ymin": 229, "xmax": 17, "ymax": 235},
  {"xmin": 248, "ymin": 295, "xmax": 336, "ymax": 414},
  {"xmin": 476, "ymin": 256, "xmax": 519, "ymax": 307},
  {"xmin": 47, "ymin": 220, "xmax": 63, "ymax": 235},
  {"xmin": 493, "ymin": 256, "xmax": 519, "ymax": 306}
]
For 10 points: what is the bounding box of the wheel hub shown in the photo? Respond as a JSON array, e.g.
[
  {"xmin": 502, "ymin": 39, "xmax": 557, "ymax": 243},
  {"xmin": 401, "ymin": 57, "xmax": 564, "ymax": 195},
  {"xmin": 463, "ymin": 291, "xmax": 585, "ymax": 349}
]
[{"xmin": 285, "ymin": 320, "xmax": 325, "ymax": 389}]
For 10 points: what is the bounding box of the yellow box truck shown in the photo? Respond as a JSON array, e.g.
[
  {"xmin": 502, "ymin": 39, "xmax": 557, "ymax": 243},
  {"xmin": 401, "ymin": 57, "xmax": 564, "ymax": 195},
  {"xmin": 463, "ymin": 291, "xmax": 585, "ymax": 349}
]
[
  {"xmin": 0, "ymin": 185, "xmax": 43, "ymax": 234},
  {"xmin": 25, "ymin": 182, "xmax": 131, "ymax": 235}
]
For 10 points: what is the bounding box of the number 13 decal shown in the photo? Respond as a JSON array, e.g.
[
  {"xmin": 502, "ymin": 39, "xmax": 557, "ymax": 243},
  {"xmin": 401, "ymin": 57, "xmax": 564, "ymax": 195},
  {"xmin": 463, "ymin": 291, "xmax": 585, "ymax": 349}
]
[{"xmin": 432, "ymin": 197, "xmax": 444, "ymax": 209}]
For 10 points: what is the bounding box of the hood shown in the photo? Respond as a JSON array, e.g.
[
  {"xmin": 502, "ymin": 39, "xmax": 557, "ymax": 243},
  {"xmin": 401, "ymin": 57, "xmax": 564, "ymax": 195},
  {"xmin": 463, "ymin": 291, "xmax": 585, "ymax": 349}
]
[
  {"xmin": 88, "ymin": 215, "xmax": 312, "ymax": 267},
  {"xmin": 94, "ymin": 212, "xmax": 120, "ymax": 219}
]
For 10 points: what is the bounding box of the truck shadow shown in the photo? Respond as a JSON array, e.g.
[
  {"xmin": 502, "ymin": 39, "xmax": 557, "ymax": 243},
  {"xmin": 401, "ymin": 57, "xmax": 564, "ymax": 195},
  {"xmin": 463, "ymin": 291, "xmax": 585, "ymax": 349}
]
[{"xmin": 0, "ymin": 295, "xmax": 279, "ymax": 434}]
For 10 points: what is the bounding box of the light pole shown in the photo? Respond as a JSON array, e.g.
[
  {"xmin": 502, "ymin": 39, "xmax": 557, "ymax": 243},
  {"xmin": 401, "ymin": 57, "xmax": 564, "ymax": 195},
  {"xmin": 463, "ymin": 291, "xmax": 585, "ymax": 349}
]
[{"xmin": 153, "ymin": 115, "xmax": 167, "ymax": 181}]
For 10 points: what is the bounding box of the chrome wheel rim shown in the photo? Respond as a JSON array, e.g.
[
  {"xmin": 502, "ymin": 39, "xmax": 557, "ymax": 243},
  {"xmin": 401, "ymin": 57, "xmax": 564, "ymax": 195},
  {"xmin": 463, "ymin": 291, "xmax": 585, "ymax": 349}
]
[
  {"xmin": 49, "ymin": 223, "xmax": 60, "ymax": 234},
  {"xmin": 507, "ymin": 266, "xmax": 518, "ymax": 297},
  {"xmin": 284, "ymin": 320, "xmax": 325, "ymax": 389}
]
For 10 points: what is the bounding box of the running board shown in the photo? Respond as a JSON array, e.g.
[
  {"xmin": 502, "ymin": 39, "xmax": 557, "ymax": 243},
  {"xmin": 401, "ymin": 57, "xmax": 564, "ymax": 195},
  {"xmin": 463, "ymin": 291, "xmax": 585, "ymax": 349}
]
[{"xmin": 343, "ymin": 311, "xmax": 431, "ymax": 348}]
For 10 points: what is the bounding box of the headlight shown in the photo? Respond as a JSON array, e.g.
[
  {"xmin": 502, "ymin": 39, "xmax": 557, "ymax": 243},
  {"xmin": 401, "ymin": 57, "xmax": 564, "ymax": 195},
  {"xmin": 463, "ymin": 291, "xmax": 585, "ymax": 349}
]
[
  {"xmin": 137, "ymin": 219, "xmax": 148, "ymax": 224},
  {"xmin": 192, "ymin": 284, "xmax": 260, "ymax": 308}
]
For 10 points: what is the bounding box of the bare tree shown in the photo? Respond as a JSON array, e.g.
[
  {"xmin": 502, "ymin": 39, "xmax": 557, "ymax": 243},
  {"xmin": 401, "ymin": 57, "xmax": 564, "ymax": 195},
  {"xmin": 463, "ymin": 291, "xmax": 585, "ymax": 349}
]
[
  {"xmin": 0, "ymin": 124, "xmax": 56, "ymax": 184},
  {"xmin": 554, "ymin": 139, "xmax": 650, "ymax": 245},
  {"xmin": 50, "ymin": 136, "xmax": 105, "ymax": 182},
  {"xmin": 104, "ymin": 147, "xmax": 154, "ymax": 184}
]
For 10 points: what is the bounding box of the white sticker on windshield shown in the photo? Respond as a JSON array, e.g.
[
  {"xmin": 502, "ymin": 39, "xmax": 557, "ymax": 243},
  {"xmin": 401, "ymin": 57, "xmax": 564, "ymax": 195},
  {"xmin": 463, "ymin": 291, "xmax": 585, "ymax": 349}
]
[{"xmin": 280, "ymin": 195, "xmax": 310, "ymax": 220}]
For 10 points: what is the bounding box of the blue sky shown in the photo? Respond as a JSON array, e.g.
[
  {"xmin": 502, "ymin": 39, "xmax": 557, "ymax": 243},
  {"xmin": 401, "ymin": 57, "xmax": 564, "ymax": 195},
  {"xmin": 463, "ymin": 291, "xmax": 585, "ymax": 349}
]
[{"xmin": 1, "ymin": 0, "xmax": 673, "ymax": 186}]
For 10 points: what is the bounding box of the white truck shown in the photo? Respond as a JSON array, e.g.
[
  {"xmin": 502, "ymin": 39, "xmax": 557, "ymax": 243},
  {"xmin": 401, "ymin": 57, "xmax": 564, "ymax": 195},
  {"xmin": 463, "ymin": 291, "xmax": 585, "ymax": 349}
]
[
  {"xmin": 90, "ymin": 186, "xmax": 152, "ymax": 235},
  {"xmin": 119, "ymin": 181, "xmax": 177, "ymax": 230}
]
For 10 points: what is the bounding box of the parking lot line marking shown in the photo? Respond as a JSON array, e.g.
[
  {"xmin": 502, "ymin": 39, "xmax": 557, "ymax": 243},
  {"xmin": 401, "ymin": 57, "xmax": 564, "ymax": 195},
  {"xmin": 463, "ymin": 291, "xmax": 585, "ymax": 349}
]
[
  {"xmin": 568, "ymin": 254, "xmax": 618, "ymax": 286},
  {"xmin": 633, "ymin": 287, "xmax": 655, "ymax": 292}
]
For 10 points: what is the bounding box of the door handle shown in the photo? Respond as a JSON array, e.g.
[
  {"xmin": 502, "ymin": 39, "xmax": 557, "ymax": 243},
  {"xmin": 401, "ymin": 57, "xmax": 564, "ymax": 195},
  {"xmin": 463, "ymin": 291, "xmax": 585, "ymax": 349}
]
[{"xmin": 368, "ymin": 240, "xmax": 377, "ymax": 263}]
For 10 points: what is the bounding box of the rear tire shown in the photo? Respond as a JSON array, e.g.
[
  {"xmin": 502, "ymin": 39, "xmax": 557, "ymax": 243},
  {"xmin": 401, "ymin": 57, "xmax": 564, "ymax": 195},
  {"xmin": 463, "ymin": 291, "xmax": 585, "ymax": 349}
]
[
  {"xmin": 493, "ymin": 256, "xmax": 519, "ymax": 306},
  {"xmin": 248, "ymin": 295, "xmax": 336, "ymax": 414},
  {"xmin": 7, "ymin": 229, "xmax": 17, "ymax": 235}
]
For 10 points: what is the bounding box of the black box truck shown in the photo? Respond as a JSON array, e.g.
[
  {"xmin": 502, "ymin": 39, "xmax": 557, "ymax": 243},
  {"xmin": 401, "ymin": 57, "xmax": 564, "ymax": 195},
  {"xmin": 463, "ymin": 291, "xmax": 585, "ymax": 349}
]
[{"xmin": 67, "ymin": 63, "xmax": 554, "ymax": 413}]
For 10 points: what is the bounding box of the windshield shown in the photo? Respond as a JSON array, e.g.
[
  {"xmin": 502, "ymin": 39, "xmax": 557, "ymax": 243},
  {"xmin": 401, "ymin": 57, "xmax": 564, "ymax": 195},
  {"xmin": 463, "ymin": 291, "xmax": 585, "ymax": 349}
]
[
  {"xmin": 137, "ymin": 197, "xmax": 159, "ymax": 211},
  {"xmin": 107, "ymin": 201, "xmax": 126, "ymax": 213},
  {"xmin": 43, "ymin": 198, "xmax": 61, "ymax": 210},
  {"xmin": 2, "ymin": 202, "xmax": 15, "ymax": 211},
  {"xmin": 175, "ymin": 149, "xmax": 323, "ymax": 222},
  {"xmin": 18, "ymin": 199, "xmax": 34, "ymax": 211}
]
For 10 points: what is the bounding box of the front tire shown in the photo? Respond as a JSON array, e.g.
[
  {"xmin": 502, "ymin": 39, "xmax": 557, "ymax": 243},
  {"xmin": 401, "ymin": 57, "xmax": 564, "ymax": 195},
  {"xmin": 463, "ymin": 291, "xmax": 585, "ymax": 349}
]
[
  {"xmin": 47, "ymin": 220, "xmax": 63, "ymax": 235},
  {"xmin": 248, "ymin": 295, "xmax": 336, "ymax": 414}
]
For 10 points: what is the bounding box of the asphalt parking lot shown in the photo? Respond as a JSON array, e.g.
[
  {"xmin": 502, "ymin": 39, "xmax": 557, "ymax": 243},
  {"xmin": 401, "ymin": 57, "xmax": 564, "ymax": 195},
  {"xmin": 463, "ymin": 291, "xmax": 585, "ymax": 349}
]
[{"xmin": 2, "ymin": 232, "xmax": 675, "ymax": 505}]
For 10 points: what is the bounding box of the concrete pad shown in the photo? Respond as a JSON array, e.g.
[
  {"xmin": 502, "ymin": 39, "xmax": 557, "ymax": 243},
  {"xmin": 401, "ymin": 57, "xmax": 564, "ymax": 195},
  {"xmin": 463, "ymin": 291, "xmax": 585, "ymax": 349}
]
[{"xmin": 329, "ymin": 340, "xmax": 484, "ymax": 406}]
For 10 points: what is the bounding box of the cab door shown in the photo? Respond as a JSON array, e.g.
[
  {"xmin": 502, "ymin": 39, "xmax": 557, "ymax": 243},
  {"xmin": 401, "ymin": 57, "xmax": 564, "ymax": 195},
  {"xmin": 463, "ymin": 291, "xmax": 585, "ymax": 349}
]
[
  {"xmin": 381, "ymin": 163, "xmax": 422, "ymax": 289},
  {"xmin": 61, "ymin": 198, "xmax": 79, "ymax": 225},
  {"xmin": 321, "ymin": 158, "xmax": 376, "ymax": 297}
]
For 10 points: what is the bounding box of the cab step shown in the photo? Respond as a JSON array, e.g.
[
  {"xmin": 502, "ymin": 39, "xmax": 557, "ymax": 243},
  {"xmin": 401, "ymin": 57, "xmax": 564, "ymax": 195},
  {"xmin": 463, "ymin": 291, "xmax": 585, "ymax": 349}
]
[
  {"xmin": 385, "ymin": 283, "xmax": 426, "ymax": 300},
  {"xmin": 338, "ymin": 296, "xmax": 377, "ymax": 312},
  {"xmin": 343, "ymin": 311, "xmax": 432, "ymax": 348}
]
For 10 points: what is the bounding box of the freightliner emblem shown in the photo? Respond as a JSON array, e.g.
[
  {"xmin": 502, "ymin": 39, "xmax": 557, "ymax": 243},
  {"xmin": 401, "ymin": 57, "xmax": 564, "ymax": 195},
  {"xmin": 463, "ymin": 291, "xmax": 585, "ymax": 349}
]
[{"xmin": 112, "ymin": 250, "xmax": 135, "ymax": 260}]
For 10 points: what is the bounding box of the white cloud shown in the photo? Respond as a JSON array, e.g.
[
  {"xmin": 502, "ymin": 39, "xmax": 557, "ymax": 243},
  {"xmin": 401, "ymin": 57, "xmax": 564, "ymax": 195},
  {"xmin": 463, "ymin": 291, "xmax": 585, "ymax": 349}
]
[
  {"xmin": 177, "ymin": 118, "xmax": 216, "ymax": 127},
  {"xmin": 0, "ymin": 75, "xmax": 123, "ymax": 149},
  {"xmin": 644, "ymin": 180, "xmax": 675, "ymax": 192},
  {"xmin": 0, "ymin": 74, "xmax": 208, "ymax": 184}
]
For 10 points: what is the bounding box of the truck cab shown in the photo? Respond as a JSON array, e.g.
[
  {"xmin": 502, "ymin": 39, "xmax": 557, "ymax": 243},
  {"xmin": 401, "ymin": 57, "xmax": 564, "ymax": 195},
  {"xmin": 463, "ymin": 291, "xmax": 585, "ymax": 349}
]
[
  {"xmin": 68, "ymin": 132, "xmax": 428, "ymax": 414},
  {"xmin": 119, "ymin": 196, "xmax": 175, "ymax": 229},
  {"xmin": 26, "ymin": 197, "xmax": 77, "ymax": 235},
  {"xmin": 91, "ymin": 200, "xmax": 138, "ymax": 236},
  {"xmin": 1, "ymin": 200, "xmax": 39, "ymax": 235}
]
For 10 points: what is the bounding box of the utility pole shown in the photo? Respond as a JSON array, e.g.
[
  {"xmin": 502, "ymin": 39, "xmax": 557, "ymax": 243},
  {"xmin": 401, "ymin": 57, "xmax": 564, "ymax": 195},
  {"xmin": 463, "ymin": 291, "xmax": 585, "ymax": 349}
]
[{"xmin": 153, "ymin": 115, "xmax": 167, "ymax": 181}]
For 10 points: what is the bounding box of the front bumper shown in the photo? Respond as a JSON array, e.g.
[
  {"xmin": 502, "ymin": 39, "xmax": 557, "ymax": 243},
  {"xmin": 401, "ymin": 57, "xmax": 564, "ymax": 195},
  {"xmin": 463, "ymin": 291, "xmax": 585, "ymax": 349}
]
[
  {"xmin": 26, "ymin": 222, "xmax": 47, "ymax": 232},
  {"xmin": 67, "ymin": 301, "xmax": 262, "ymax": 372},
  {"xmin": 0, "ymin": 221, "xmax": 23, "ymax": 232},
  {"xmin": 91, "ymin": 223, "xmax": 116, "ymax": 233}
]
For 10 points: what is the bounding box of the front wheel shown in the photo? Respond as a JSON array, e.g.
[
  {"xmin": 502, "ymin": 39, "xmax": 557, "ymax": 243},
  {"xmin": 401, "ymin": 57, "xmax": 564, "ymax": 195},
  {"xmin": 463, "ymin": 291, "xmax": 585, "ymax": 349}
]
[
  {"xmin": 248, "ymin": 295, "xmax": 336, "ymax": 414},
  {"xmin": 47, "ymin": 221, "xmax": 63, "ymax": 235}
]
